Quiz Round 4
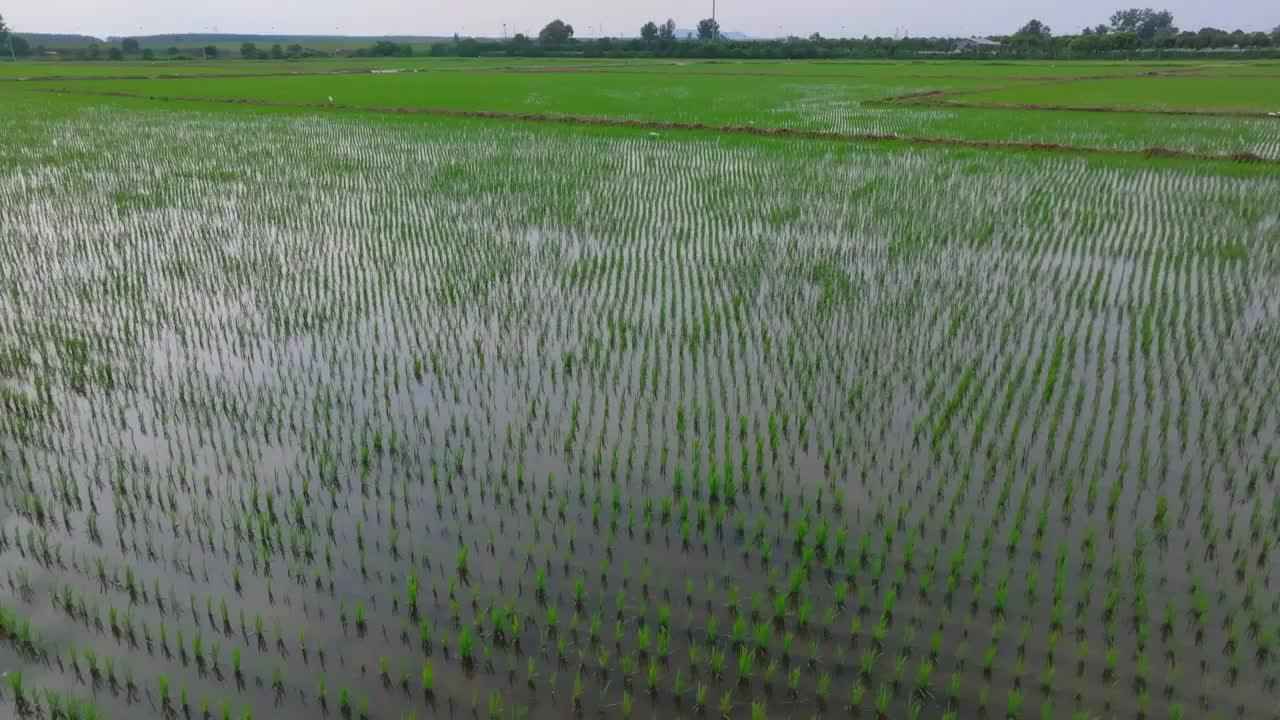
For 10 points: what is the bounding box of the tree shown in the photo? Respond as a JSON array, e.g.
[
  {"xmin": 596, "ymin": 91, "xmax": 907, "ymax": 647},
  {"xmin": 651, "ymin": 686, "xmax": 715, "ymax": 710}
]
[
  {"xmin": 204, "ymin": 45, "xmax": 219, "ymax": 59},
  {"xmin": 1195, "ymin": 27, "xmax": 1228, "ymax": 49},
  {"xmin": 697, "ymin": 18, "xmax": 721, "ymax": 40},
  {"xmin": 1016, "ymin": 19, "xmax": 1052, "ymax": 39},
  {"xmin": 1, "ymin": 15, "xmax": 31, "ymax": 61},
  {"xmin": 1273, "ymin": 26, "xmax": 1280, "ymax": 43},
  {"xmin": 1010, "ymin": 19, "xmax": 1052, "ymax": 54},
  {"xmin": 538, "ymin": 19, "xmax": 575, "ymax": 45},
  {"xmin": 107, "ymin": 47, "xmax": 123, "ymax": 61},
  {"xmin": 141, "ymin": 48, "xmax": 154, "ymax": 60},
  {"xmin": 1, "ymin": 12, "xmax": 14, "ymax": 62},
  {"xmin": 1109, "ymin": 8, "xmax": 1175, "ymax": 43},
  {"xmin": 640, "ymin": 21, "xmax": 659, "ymax": 42},
  {"xmin": 1108, "ymin": 31, "xmax": 1140, "ymax": 51},
  {"xmin": 809, "ymin": 32, "xmax": 824, "ymax": 41},
  {"xmin": 659, "ymin": 19, "xmax": 677, "ymax": 41},
  {"xmin": 367, "ymin": 40, "xmax": 411, "ymax": 57},
  {"xmin": 122, "ymin": 38, "xmax": 140, "ymax": 54},
  {"xmin": 240, "ymin": 42, "xmax": 258, "ymax": 59},
  {"xmin": 1109, "ymin": 8, "xmax": 1141, "ymax": 31},
  {"xmin": 270, "ymin": 43, "xmax": 284, "ymax": 59},
  {"xmin": 1245, "ymin": 31, "xmax": 1271, "ymax": 48}
]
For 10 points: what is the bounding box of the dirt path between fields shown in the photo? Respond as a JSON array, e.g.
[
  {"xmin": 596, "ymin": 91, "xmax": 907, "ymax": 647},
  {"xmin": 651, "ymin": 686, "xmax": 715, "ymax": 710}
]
[{"xmin": 35, "ymin": 87, "xmax": 1276, "ymax": 165}]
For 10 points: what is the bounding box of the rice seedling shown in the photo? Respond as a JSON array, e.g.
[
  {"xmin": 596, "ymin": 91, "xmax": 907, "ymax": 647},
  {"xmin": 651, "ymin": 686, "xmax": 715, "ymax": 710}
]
[{"xmin": 0, "ymin": 70, "xmax": 1276, "ymax": 720}]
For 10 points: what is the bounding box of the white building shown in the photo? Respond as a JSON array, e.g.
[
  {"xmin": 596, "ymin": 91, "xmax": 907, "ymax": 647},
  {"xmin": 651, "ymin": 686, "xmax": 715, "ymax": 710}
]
[{"xmin": 953, "ymin": 37, "xmax": 1002, "ymax": 52}]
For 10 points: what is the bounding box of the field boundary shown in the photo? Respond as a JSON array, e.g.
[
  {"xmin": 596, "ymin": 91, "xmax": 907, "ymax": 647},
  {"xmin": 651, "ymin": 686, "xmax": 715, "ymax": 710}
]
[{"xmin": 35, "ymin": 87, "xmax": 1278, "ymax": 165}]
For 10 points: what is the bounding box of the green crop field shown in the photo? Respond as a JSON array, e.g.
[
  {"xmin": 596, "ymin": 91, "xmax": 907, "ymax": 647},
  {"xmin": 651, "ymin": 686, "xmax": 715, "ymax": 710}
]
[
  {"xmin": 0, "ymin": 56, "xmax": 642, "ymax": 78},
  {"xmin": 949, "ymin": 75, "xmax": 1280, "ymax": 112},
  {"xmin": 0, "ymin": 59, "xmax": 1278, "ymax": 720},
  {"xmin": 14, "ymin": 60, "xmax": 1280, "ymax": 158},
  {"xmin": 551, "ymin": 59, "xmax": 1211, "ymax": 77},
  {"xmin": 19, "ymin": 71, "xmax": 1001, "ymax": 126}
]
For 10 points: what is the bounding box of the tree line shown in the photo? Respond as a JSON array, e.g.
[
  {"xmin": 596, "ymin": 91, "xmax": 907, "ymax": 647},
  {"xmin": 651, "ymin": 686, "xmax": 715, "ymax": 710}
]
[
  {"xmin": 2, "ymin": 10, "xmax": 1278, "ymax": 62},
  {"xmin": 432, "ymin": 11, "xmax": 1280, "ymax": 59},
  {"xmin": 1007, "ymin": 10, "xmax": 1277, "ymax": 55}
]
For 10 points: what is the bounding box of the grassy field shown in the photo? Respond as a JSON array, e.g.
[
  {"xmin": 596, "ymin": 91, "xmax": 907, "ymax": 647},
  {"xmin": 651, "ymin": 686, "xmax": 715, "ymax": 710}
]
[
  {"xmin": 12, "ymin": 57, "xmax": 1280, "ymax": 78},
  {"xmin": 949, "ymin": 76, "xmax": 1280, "ymax": 112},
  {"xmin": 0, "ymin": 60, "xmax": 1278, "ymax": 720},
  {"xmin": 594, "ymin": 59, "xmax": 1232, "ymax": 77},
  {"xmin": 6, "ymin": 57, "xmax": 1274, "ymax": 80},
  {"xmin": 15, "ymin": 61, "xmax": 1280, "ymax": 157},
  {"xmin": 0, "ymin": 57, "xmax": 642, "ymax": 78},
  {"xmin": 20, "ymin": 71, "xmax": 999, "ymax": 124}
]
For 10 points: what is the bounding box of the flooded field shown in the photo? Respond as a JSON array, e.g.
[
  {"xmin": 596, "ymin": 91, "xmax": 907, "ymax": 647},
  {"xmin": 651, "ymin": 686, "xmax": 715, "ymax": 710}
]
[{"xmin": 0, "ymin": 94, "xmax": 1278, "ymax": 720}]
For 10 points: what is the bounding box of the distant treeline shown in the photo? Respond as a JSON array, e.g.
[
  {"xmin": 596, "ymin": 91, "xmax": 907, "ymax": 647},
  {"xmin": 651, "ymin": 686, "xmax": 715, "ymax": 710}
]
[
  {"xmin": 4, "ymin": 10, "xmax": 1279, "ymax": 62},
  {"xmin": 428, "ymin": 26, "xmax": 1280, "ymax": 60},
  {"xmin": 346, "ymin": 14, "xmax": 1280, "ymax": 61},
  {"xmin": 15, "ymin": 34, "xmax": 1280, "ymax": 62},
  {"xmin": 12, "ymin": 32, "xmax": 98, "ymax": 44},
  {"xmin": 108, "ymin": 33, "xmax": 444, "ymax": 43}
]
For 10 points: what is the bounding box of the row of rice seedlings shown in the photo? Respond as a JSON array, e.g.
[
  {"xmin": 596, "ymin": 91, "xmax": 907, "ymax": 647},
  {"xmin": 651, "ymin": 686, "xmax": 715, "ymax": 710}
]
[{"xmin": 0, "ymin": 99, "xmax": 1276, "ymax": 718}]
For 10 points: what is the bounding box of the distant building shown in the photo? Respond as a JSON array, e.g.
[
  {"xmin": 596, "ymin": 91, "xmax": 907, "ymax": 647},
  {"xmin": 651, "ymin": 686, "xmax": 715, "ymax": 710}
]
[{"xmin": 953, "ymin": 37, "xmax": 1002, "ymax": 52}]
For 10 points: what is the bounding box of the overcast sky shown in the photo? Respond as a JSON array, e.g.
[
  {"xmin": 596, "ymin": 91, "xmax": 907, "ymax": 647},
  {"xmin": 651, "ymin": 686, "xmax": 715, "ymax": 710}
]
[{"xmin": 4, "ymin": 0, "xmax": 1274, "ymax": 39}]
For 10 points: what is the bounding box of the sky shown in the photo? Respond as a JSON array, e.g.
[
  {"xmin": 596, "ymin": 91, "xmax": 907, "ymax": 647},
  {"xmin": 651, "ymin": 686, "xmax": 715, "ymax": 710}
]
[{"xmin": 3, "ymin": 0, "xmax": 1275, "ymax": 40}]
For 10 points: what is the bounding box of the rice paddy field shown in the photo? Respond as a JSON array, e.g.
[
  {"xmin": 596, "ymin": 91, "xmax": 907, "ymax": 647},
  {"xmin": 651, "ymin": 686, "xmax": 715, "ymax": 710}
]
[
  {"xmin": 945, "ymin": 76, "xmax": 1280, "ymax": 113},
  {"xmin": 18, "ymin": 60, "xmax": 1280, "ymax": 158},
  {"xmin": 0, "ymin": 58, "xmax": 1279, "ymax": 720},
  {"xmin": 0, "ymin": 57, "xmax": 639, "ymax": 79}
]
